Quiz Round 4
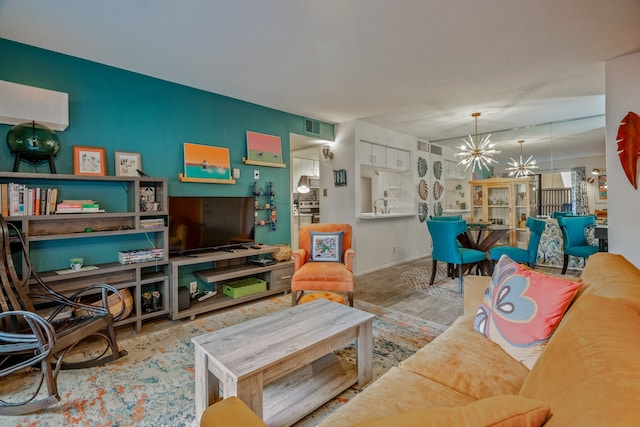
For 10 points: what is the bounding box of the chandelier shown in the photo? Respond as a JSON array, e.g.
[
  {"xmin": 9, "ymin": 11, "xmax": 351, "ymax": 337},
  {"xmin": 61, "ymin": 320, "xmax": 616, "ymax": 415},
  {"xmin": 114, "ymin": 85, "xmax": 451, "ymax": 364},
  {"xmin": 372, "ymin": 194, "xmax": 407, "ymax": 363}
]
[
  {"xmin": 455, "ymin": 112, "xmax": 500, "ymax": 172},
  {"xmin": 505, "ymin": 139, "xmax": 539, "ymax": 178}
]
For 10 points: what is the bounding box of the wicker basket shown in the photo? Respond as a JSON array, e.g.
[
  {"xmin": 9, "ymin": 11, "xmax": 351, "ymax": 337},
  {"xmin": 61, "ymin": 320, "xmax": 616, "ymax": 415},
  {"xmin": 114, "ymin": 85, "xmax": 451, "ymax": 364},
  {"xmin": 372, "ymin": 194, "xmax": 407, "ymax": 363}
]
[{"xmin": 271, "ymin": 244, "xmax": 292, "ymax": 262}]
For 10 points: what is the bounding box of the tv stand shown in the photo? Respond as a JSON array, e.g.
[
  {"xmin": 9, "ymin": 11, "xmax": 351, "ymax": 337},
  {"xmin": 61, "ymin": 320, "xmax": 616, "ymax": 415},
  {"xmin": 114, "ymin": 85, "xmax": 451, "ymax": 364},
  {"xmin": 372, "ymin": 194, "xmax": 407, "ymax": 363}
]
[{"xmin": 169, "ymin": 245, "xmax": 293, "ymax": 321}]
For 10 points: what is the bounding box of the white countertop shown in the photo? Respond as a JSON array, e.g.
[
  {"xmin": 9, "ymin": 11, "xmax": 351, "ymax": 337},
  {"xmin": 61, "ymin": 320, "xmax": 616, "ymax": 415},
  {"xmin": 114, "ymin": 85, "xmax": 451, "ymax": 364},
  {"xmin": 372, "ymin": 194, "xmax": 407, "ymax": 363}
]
[
  {"xmin": 443, "ymin": 209, "xmax": 470, "ymax": 214},
  {"xmin": 359, "ymin": 212, "xmax": 416, "ymax": 220}
]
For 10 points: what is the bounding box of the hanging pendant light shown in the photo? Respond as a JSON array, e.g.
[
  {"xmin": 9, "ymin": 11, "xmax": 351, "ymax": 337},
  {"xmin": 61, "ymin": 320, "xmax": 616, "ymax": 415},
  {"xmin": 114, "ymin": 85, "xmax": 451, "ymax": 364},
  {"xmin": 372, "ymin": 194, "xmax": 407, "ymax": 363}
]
[
  {"xmin": 454, "ymin": 112, "xmax": 500, "ymax": 172},
  {"xmin": 505, "ymin": 139, "xmax": 539, "ymax": 178}
]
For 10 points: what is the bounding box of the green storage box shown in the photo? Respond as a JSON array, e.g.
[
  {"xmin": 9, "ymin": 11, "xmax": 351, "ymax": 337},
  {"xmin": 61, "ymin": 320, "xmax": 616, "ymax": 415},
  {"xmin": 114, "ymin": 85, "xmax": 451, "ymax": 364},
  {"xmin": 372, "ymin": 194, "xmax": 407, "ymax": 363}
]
[{"xmin": 223, "ymin": 277, "xmax": 267, "ymax": 298}]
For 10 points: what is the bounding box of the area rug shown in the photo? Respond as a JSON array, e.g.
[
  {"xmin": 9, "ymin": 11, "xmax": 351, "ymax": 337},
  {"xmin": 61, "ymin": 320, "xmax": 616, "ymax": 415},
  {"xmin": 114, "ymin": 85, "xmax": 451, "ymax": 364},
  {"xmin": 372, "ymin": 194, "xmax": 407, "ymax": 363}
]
[
  {"xmin": 1, "ymin": 295, "xmax": 446, "ymax": 427},
  {"xmin": 400, "ymin": 263, "xmax": 463, "ymax": 298}
]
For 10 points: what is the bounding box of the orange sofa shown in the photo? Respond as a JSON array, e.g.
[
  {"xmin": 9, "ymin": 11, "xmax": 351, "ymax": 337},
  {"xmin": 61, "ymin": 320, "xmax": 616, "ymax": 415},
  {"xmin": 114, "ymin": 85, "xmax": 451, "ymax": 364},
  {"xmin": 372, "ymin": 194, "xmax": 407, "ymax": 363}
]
[{"xmin": 200, "ymin": 252, "xmax": 640, "ymax": 426}]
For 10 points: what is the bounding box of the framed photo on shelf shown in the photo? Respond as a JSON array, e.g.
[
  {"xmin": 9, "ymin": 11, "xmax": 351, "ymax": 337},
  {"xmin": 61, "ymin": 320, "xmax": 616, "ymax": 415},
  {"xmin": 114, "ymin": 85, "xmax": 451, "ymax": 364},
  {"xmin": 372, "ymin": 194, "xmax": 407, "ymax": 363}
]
[
  {"xmin": 183, "ymin": 142, "xmax": 231, "ymax": 180},
  {"xmin": 245, "ymin": 131, "xmax": 284, "ymax": 167},
  {"xmin": 115, "ymin": 151, "xmax": 142, "ymax": 177},
  {"xmin": 73, "ymin": 146, "xmax": 106, "ymax": 176}
]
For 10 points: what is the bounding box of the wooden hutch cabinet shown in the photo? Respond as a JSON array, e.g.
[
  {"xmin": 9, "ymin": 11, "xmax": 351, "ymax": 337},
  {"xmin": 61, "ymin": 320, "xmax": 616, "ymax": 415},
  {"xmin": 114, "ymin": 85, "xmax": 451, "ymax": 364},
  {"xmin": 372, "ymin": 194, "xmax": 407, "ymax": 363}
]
[{"xmin": 469, "ymin": 177, "xmax": 538, "ymax": 247}]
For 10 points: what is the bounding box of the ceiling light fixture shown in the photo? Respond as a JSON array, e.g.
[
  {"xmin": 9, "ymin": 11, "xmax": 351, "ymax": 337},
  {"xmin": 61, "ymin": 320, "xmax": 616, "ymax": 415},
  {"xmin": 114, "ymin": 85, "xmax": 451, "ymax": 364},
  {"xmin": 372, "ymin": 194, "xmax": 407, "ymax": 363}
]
[
  {"xmin": 591, "ymin": 167, "xmax": 605, "ymax": 175},
  {"xmin": 454, "ymin": 112, "xmax": 500, "ymax": 172},
  {"xmin": 505, "ymin": 139, "xmax": 539, "ymax": 178}
]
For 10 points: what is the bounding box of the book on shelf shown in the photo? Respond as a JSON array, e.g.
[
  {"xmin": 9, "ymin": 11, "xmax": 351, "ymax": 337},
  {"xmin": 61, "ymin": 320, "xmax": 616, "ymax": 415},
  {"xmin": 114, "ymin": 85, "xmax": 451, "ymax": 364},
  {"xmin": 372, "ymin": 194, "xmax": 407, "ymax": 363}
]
[
  {"xmin": 140, "ymin": 218, "xmax": 165, "ymax": 228},
  {"xmin": 0, "ymin": 184, "xmax": 60, "ymax": 216},
  {"xmin": 118, "ymin": 248, "xmax": 165, "ymax": 264},
  {"xmin": 56, "ymin": 199, "xmax": 104, "ymax": 213}
]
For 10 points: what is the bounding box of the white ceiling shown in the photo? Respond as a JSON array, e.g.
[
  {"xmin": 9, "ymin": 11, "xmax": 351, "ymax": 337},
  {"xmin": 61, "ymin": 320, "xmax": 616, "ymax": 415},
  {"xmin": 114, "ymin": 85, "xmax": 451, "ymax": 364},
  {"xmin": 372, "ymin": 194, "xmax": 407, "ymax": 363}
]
[{"xmin": 1, "ymin": 0, "xmax": 640, "ymax": 164}]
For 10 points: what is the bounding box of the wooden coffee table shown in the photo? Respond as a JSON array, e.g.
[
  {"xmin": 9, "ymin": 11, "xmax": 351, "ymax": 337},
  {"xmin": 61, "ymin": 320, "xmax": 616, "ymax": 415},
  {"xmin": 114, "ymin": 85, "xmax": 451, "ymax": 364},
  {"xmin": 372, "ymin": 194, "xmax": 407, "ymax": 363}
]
[{"xmin": 192, "ymin": 298, "xmax": 376, "ymax": 426}]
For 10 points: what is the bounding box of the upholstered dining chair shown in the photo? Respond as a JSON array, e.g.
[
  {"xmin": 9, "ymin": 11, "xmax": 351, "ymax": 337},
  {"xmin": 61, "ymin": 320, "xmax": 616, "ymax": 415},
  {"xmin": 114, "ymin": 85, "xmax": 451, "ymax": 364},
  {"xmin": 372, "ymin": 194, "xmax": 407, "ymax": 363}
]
[
  {"xmin": 557, "ymin": 214, "xmax": 599, "ymax": 274},
  {"xmin": 426, "ymin": 219, "xmax": 486, "ymax": 293},
  {"xmin": 489, "ymin": 217, "xmax": 547, "ymax": 268},
  {"xmin": 291, "ymin": 223, "xmax": 354, "ymax": 306},
  {"xmin": 428, "ymin": 215, "xmax": 463, "ymax": 277}
]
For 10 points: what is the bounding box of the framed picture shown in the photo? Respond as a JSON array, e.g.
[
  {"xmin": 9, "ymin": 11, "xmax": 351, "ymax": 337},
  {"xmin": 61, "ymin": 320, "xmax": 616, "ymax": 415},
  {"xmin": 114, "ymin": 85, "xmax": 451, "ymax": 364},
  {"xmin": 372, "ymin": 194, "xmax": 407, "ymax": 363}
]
[
  {"xmin": 73, "ymin": 146, "xmax": 106, "ymax": 176},
  {"xmin": 183, "ymin": 142, "xmax": 231, "ymax": 180},
  {"xmin": 246, "ymin": 131, "xmax": 284, "ymax": 167},
  {"xmin": 115, "ymin": 151, "xmax": 142, "ymax": 177},
  {"xmin": 598, "ymin": 175, "xmax": 607, "ymax": 201}
]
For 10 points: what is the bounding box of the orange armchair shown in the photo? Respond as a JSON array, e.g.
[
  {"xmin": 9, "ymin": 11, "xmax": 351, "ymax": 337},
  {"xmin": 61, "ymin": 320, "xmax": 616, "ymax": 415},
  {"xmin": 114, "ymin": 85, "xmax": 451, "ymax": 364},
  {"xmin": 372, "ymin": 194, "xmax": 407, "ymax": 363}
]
[{"xmin": 291, "ymin": 223, "xmax": 355, "ymax": 306}]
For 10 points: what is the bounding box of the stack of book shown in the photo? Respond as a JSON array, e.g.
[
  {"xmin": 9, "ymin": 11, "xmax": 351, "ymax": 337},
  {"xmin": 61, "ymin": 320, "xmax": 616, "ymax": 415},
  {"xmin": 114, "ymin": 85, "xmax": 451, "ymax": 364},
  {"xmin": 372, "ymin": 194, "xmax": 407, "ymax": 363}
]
[
  {"xmin": 118, "ymin": 248, "xmax": 165, "ymax": 264},
  {"xmin": 140, "ymin": 218, "xmax": 165, "ymax": 228},
  {"xmin": 0, "ymin": 183, "xmax": 59, "ymax": 216},
  {"xmin": 56, "ymin": 200, "xmax": 105, "ymax": 214}
]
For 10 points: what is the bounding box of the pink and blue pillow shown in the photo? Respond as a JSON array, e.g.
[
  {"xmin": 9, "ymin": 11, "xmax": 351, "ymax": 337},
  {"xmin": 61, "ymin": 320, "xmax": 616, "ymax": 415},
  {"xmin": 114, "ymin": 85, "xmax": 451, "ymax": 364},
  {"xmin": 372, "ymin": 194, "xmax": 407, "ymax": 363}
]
[
  {"xmin": 309, "ymin": 231, "xmax": 344, "ymax": 262},
  {"xmin": 474, "ymin": 254, "xmax": 582, "ymax": 368}
]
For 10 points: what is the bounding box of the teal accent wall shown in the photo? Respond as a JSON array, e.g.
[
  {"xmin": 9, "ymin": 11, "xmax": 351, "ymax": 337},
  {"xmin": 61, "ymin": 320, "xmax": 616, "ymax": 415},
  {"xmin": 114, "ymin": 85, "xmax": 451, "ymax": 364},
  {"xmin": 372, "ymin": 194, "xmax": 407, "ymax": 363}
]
[{"xmin": 0, "ymin": 38, "xmax": 334, "ymax": 246}]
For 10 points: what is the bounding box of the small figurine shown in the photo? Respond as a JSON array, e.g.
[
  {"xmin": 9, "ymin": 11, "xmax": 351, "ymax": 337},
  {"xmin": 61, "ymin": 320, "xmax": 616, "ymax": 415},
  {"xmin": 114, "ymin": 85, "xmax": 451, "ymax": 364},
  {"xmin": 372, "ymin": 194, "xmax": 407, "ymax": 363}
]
[{"xmin": 519, "ymin": 213, "xmax": 527, "ymax": 228}]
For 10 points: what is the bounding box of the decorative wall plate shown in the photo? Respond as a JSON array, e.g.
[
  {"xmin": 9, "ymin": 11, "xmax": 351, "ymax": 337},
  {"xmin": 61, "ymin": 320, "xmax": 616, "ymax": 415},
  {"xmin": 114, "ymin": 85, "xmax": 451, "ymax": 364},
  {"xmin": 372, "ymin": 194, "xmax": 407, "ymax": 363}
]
[
  {"xmin": 418, "ymin": 179, "xmax": 429, "ymax": 200},
  {"xmin": 616, "ymin": 111, "xmax": 640, "ymax": 189},
  {"xmin": 433, "ymin": 180, "xmax": 444, "ymax": 200},
  {"xmin": 417, "ymin": 156, "xmax": 428, "ymax": 177},
  {"xmin": 433, "ymin": 160, "xmax": 442, "ymax": 180},
  {"xmin": 433, "ymin": 201, "xmax": 443, "ymax": 216},
  {"xmin": 418, "ymin": 202, "xmax": 429, "ymax": 222}
]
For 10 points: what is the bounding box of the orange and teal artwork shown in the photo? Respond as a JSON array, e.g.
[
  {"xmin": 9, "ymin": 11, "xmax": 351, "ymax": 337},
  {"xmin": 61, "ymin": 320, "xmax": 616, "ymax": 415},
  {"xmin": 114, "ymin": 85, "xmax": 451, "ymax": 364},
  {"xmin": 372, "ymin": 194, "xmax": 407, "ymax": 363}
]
[
  {"xmin": 246, "ymin": 131, "xmax": 283, "ymax": 165},
  {"xmin": 183, "ymin": 142, "xmax": 231, "ymax": 180}
]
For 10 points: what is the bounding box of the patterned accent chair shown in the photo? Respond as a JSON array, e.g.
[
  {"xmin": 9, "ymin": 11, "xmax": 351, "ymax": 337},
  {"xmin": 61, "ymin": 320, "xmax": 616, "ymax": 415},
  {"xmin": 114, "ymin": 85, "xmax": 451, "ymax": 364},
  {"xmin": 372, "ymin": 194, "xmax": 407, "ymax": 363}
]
[
  {"xmin": 291, "ymin": 223, "xmax": 354, "ymax": 306},
  {"xmin": 557, "ymin": 214, "xmax": 599, "ymax": 274}
]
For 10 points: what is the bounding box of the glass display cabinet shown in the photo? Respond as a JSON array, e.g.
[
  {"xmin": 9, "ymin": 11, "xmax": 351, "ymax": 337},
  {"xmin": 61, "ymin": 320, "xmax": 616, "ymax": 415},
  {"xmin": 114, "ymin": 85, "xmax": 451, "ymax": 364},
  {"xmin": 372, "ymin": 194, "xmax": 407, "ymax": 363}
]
[{"xmin": 469, "ymin": 177, "xmax": 538, "ymax": 247}]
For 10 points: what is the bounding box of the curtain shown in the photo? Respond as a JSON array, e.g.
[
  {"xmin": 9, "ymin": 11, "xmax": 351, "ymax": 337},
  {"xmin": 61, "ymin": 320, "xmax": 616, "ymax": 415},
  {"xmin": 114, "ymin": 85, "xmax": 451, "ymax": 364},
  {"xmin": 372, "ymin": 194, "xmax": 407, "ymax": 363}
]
[{"xmin": 571, "ymin": 166, "xmax": 589, "ymax": 215}]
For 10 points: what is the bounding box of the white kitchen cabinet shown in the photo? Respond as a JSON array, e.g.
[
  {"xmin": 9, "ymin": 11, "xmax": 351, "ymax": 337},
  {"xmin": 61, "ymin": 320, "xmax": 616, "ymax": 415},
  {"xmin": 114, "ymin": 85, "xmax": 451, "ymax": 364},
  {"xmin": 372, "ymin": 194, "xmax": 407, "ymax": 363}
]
[
  {"xmin": 385, "ymin": 147, "xmax": 411, "ymax": 171},
  {"xmin": 445, "ymin": 159, "xmax": 468, "ymax": 179},
  {"xmin": 359, "ymin": 141, "xmax": 387, "ymax": 167}
]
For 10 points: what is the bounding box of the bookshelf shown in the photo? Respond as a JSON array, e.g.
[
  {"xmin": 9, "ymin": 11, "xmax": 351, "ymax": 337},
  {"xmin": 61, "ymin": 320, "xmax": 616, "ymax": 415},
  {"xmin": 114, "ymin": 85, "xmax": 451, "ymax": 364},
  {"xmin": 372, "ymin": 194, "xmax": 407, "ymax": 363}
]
[{"xmin": 0, "ymin": 172, "xmax": 169, "ymax": 333}]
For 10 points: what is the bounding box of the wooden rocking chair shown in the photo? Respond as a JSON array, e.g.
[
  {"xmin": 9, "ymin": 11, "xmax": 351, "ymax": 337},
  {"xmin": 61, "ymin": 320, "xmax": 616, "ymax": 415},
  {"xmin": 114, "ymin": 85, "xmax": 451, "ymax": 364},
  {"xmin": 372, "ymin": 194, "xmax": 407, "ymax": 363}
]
[{"xmin": 0, "ymin": 215, "xmax": 127, "ymax": 415}]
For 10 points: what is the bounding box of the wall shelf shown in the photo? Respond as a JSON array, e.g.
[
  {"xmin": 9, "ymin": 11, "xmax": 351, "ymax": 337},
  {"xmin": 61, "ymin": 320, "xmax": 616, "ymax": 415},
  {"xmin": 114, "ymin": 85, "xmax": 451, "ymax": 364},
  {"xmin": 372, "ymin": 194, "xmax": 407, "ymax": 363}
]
[
  {"xmin": 178, "ymin": 173, "xmax": 236, "ymax": 184},
  {"xmin": 242, "ymin": 158, "xmax": 287, "ymax": 168}
]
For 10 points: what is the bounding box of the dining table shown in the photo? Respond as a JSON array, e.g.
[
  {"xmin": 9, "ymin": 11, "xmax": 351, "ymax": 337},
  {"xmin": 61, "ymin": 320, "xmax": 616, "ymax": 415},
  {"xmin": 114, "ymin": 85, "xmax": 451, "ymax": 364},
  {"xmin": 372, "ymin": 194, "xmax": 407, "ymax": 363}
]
[
  {"xmin": 457, "ymin": 222, "xmax": 512, "ymax": 275},
  {"xmin": 457, "ymin": 222, "xmax": 512, "ymax": 252}
]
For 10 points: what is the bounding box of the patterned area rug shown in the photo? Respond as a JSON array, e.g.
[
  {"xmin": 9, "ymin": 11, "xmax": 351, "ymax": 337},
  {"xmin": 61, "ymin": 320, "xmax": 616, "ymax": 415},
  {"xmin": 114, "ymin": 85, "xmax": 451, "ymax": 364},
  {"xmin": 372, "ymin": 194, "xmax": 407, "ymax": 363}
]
[
  {"xmin": 400, "ymin": 263, "xmax": 465, "ymax": 298},
  {"xmin": 1, "ymin": 295, "xmax": 446, "ymax": 427}
]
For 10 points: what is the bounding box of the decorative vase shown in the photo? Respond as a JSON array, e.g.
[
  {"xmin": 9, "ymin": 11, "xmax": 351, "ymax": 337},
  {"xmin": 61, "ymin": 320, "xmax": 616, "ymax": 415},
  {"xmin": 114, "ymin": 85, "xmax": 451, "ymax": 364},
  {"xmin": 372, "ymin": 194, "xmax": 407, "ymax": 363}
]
[{"xmin": 6, "ymin": 121, "xmax": 60, "ymax": 172}]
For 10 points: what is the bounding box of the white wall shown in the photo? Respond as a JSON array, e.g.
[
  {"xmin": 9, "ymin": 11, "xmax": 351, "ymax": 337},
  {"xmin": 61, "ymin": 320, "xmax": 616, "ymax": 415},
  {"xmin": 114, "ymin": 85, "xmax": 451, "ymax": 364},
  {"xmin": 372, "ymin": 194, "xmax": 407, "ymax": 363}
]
[
  {"xmin": 324, "ymin": 120, "xmax": 429, "ymax": 275},
  {"xmin": 606, "ymin": 50, "xmax": 640, "ymax": 267}
]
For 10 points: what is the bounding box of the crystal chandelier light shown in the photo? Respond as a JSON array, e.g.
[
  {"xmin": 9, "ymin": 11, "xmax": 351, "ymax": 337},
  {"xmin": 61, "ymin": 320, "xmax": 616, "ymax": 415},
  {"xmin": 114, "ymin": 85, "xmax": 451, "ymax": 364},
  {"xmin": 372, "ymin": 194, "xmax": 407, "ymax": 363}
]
[
  {"xmin": 505, "ymin": 139, "xmax": 539, "ymax": 178},
  {"xmin": 455, "ymin": 112, "xmax": 500, "ymax": 172}
]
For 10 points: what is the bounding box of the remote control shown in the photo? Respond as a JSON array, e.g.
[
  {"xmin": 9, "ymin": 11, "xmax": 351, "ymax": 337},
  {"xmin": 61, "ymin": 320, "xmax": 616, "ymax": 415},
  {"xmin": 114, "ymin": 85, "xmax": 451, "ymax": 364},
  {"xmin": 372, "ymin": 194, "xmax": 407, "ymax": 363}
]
[
  {"xmin": 250, "ymin": 244, "xmax": 262, "ymax": 249},
  {"xmin": 198, "ymin": 290, "xmax": 217, "ymax": 302}
]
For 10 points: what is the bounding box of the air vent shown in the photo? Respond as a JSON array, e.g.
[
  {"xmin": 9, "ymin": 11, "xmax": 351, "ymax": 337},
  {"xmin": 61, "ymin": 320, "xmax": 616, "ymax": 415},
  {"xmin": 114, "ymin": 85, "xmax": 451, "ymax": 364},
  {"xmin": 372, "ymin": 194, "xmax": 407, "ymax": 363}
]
[
  {"xmin": 430, "ymin": 144, "xmax": 443, "ymax": 156},
  {"xmin": 416, "ymin": 140, "xmax": 429, "ymax": 152},
  {"xmin": 304, "ymin": 118, "xmax": 320, "ymax": 135}
]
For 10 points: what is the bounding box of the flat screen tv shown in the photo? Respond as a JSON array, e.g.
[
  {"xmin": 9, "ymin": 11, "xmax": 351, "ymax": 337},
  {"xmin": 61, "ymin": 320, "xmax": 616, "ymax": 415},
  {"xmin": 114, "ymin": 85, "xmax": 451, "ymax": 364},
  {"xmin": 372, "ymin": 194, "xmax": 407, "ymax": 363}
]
[{"xmin": 168, "ymin": 196, "xmax": 255, "ymax": 255}]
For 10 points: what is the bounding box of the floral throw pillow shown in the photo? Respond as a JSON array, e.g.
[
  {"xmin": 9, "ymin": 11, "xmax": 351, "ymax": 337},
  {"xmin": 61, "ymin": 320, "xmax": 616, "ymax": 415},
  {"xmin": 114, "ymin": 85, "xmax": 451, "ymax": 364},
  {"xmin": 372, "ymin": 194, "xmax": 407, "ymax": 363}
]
[
  {"xmin": 473, "ymin": 254, "xmax": 582, "ymax": 369},
  {"xmin": 309, "ymin": 231, "xmax": 344, "ymax": 262}
]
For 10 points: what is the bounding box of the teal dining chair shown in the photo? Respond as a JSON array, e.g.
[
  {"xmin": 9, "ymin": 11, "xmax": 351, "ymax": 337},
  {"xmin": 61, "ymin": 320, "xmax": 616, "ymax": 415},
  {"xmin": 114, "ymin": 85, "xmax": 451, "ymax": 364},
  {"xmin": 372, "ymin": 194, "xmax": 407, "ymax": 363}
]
[
  {"xmin": 489, "ymin": 217, "xmax": 547, "ymax": 268},
  {"xmin": 426, "ymin": 219, "xmax": 486, "ymax": 293},
  {"xmin": 428, "ymin": 215, "xmax": 463, "ymax": 278},
  {"xmin": 557, "ymin": 214, "xmax": 599, "ymax": 274}
]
